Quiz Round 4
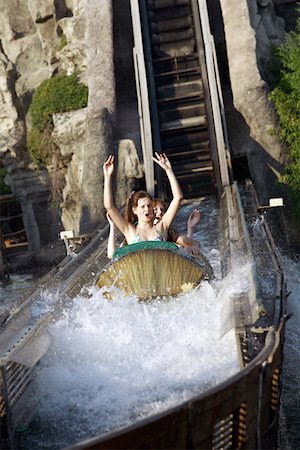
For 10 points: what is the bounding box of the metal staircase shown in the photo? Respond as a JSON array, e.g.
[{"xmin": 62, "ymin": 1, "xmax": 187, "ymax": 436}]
[
  {"xmin": 136, "ymin": 0, "xmax": 225, "ymax": 198},
  {"xmin": 149, "ymin": 0, "xmax": 214, "ymax": 197}
]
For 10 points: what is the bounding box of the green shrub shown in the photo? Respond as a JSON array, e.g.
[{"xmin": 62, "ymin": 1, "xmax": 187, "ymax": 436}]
[
  {"xmin": 29, "ymin": 73, "xmax": 88, "ymax": 133},
  {"xmin": 27, "ymin": 127, "xmax": 44, "ymax": 165},
  {"xmin": 0, "ymin": 167, "xmax": 12, "ymax": 195},
  {"xmin": 269, "ymin": 15, "xmax": 300, "ymax": 218},
  {"xmin": 59, "ymin": 34, "xmax": 68, "ymax": 50},
  {"xmin": 27, "ymin": 125, "xmax": 54, "ymax": 166},
  {"xmin": 27, "ymin": 73, "xmax": 88, "ymax": 166}
]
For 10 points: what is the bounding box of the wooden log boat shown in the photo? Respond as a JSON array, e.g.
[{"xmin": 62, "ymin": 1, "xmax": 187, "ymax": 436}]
[{"xmin": 96, "ymin": 241, "xmax": 214, "ymax": 300}]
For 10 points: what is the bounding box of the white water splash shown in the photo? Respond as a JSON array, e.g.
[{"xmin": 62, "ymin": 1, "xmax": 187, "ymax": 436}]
[{"xmin": 21, "ymin": 275, "xmax": 239, "ymax": 449}]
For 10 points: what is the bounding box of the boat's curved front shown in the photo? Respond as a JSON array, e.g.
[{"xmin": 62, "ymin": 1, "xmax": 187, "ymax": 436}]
[{"xmin": 96, "ymin": 241, "xmax": 214, "ymax": 300}]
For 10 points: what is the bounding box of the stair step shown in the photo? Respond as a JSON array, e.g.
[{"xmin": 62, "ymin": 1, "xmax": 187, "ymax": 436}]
[
  {"xmin": 153, "ymin": 52, "xmax": 198, "ymax": 64},
  {"xmin": 155, "ymin": 66, "xmax": 200, "ymax": 78},
  {"xmin": 157, "ymin": 73, "xmax": 201, "ymax": 88},
  {"xmin": 167, "ymin": 143, "xmax": 210, "ymax": 157},
  {"xmin": 158, "ymin": 95, "xmax": 203, "ymax": 111},
  {"xmin": 152, "ymin": 28, "xmax": 194, "ymax": 45},
  {"xmin": 160, "ymin": 115, "xmax": 207, "ymax": 132},
  {"xmin": 149, "ymin": 0, "xmax": 190, "ymax": 10},
  {"xmin": 157, "ymin": 91, "xmax": 203, "ymax": 103},
  {"xmin": 175, "ymin": 166, "xmax": 214, "ymax": 177},
  {"xmin": 159, "ymin": 103, "xmax": 205, "ymax": 122},
  {"xmin": 172, "ymin": 156, "xmax": 213, "ymax": 168},
  {"xmin": 151, "ymin": 15, "xmax": 193, "ymax": 33},
  {"xmin": 177, "ymin": 173, "xmax": 215, "ymax": 182},
  {"xmin": 154, "ymin": 58, "xmax": 199, "ymax": 77},
  {"xmin": 169, "ymin": 153, "xmax": 212, "ymax": 164},
  {"xmin": 157, "ymin": 80, "xmax": 203, "ymax": 100},
  {"xmin": 153, "ymin": 38, "xmax": 195, "ymax": 57},
  {"xmin": 161, "ymin": 130, "xmax": 209, "ymax": 147},
  {"xmin": 149, "ymin": 5, "xmax": 192, "ymax": 22}
]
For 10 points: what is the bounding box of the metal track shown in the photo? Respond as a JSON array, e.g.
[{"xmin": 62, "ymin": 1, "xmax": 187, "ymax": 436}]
[{"xmin": 137, "ymin": 0, "xmax": 222, "ymax": 198}]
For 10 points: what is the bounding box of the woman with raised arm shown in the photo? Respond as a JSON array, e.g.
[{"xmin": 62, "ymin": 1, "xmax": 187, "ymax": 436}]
[{"xmin": 103, "ymin": 153, "xmax": 183, "ymax": 246}]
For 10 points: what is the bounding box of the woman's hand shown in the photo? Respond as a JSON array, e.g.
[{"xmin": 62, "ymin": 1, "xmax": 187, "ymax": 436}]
[
  {"xmin": 103, "ymin": 155, "xmax": 114, "ymax": 177},
  {"xmin": 187, "ymin": 209, "xmax": 201, "ymax": 229},
  {"xmin": 152, "ymin": 152, "xmax": 172, "ymax": 171},
  {"xmin": 185, "ymin": 244, "xmax": 201, "ymax": 256}
]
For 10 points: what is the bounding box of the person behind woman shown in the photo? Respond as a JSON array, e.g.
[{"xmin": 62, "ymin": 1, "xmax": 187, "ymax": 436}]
[
  {"xmin": 187, "ymin": 209, "xmax": 201, "ymax": 238},
  {"xmin": 153, "ymin": 198, "xmax": 201, "ymax": 255},
  {"xmin": 103, "ymin": 153, "xmax": 183, "ymax": 247}
]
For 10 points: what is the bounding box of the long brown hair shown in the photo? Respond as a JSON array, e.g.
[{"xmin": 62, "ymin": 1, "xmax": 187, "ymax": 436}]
[{"xmin": 124, "ymin": 190, "xmax": 153, "ymax": 224}]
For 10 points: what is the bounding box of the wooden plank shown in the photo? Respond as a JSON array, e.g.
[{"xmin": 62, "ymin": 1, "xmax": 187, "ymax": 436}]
[{"xmin": 160, "ymin": 115, "xmax": 207, "ymax": 131}]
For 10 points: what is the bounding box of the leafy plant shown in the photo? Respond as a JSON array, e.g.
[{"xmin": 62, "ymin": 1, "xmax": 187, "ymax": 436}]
[
  {"xmin": 28, "ymin": 73, "xmax": 88, "ymax": 165},
  {"xmin": 27, "ymin": 73, "xmax": 88, "ymax": 201},
  {"xmin": 29, "ymin": 73, "xmax": 88, "ymax": 134},
  {"xmin": 0, "ymin": 167, "xmax": 12, "ymax": 195},
  {"xmin": 269, "ymin": 15, "xmax": 300, "ymax": 219},
  {"xmin": 59, "ymin": 34, "xmax": 68, "ymax": 50}
]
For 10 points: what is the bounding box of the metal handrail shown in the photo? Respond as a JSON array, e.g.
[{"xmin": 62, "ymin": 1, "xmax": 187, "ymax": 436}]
[
  {"xmin": 130, "ymin": 0, "xmax": 155, "ymax": 195},
  {"xmin": 197, "ymin": 0, "xmax": 232, "ymax": 187}
]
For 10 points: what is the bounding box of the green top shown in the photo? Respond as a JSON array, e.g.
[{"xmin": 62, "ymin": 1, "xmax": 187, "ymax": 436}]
[{"xmin": 112, "ymin": 241, "xmax": 178, "ymax": 260}]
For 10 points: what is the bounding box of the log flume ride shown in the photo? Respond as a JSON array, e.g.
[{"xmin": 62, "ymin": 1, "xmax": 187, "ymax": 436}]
[
  {"xmin": 97, "ymin": 241, "xmax": 214, "ymax": 300},
  {"xmin": 0, "ymin": 183, "xmax": 287, "ymax": 450},
  {"xmin": 0, "ymin": 0, "xmax": 288, "ymax": 445}
]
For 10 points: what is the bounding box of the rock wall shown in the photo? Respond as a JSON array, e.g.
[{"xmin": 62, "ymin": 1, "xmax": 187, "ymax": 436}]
[
  {"xmin": 0, "ymin": 0, "xmax": 62, "ymax": 253},
  {"xmin": 219, "ymin": 0, "xmax": 291, "ymax": 202},
  {"xmin": 0, "ymin": 0, "xmax": 142, "ymax": 258}
]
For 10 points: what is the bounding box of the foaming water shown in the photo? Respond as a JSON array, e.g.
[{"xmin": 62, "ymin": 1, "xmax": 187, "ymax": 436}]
[
  {"xmin": 279, "ymin": 255, "xmax": 300, "ymax": 450},
  {"xmin": 0, "ymin": 273, "xmax": 37, "ymax": 312},
  {"xmin": 18, "ymin": 198, "xmax": 242, "ymax": 449},
  {"xmin": 174, "ymin": 198, "xmax": 221, "ymax": 276},
  {"xmin": 21, "ymin": 274, "xmax": 241, "ymax": 449},
  {"xmin": 2, "ymin": 200, "xmax": 298, "ymax": 449}
]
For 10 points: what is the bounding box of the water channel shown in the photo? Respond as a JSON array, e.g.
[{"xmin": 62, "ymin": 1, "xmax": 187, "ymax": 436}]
[{"xmin": 0, "ymin": 199, "xmax": 299, "ymax": 449}]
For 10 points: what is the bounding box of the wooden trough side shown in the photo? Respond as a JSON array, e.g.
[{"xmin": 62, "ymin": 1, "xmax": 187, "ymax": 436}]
[{"xmin": 66, "ymin": 323, "xmax": 286, "ymax": 450}]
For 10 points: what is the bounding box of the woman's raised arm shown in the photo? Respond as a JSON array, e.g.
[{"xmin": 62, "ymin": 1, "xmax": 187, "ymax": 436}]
[
  {"xmin": 152, "ymin": 152, "xmax": 183, "ymax": 229},
  {"xmin": 103, "ymin": 155, "xmax": 133, "ymax": 239}
]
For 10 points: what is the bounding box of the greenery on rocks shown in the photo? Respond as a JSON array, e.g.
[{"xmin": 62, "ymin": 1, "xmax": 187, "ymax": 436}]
[
  {"xmin": 27, "ymin": 73, "xmax": 88, "ymax": 203},
  {"xmin": 0, "ymin": 167, "xmax": 12, "ymax": 195},
  {"xmin": 269, "ymin": 16, "xmax": 300, "ymax": 218},
  {"xmin": 27, "ymin": 73, "xmax": 88, "ymax": 166},
  {"xmin": 59, "ymin": 33, "xmax": 68, "ymax": 50}
]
